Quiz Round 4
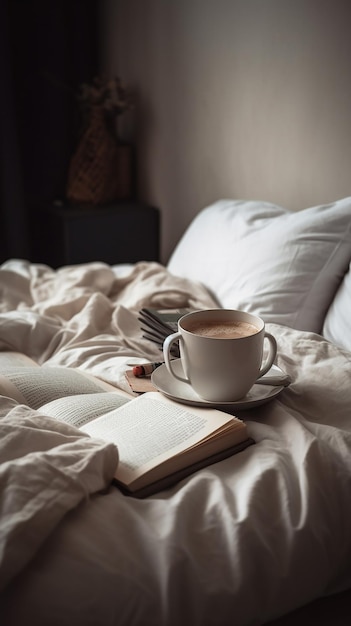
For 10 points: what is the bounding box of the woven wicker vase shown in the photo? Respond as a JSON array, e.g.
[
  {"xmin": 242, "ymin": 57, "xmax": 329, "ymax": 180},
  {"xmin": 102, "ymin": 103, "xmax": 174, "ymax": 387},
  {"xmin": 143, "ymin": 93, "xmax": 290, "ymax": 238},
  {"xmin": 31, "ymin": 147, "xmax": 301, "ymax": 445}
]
[{"xmin": 66, "ymin": 105, "xmax": 131, "ymax": 205}]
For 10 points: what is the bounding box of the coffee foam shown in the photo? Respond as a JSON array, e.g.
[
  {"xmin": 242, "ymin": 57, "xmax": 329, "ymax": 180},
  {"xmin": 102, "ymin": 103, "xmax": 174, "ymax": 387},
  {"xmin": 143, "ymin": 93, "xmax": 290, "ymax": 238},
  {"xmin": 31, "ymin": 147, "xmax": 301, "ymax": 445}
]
[{"xmin": 188, "ymin": 320, "xmax": 259, "ymax": 339}]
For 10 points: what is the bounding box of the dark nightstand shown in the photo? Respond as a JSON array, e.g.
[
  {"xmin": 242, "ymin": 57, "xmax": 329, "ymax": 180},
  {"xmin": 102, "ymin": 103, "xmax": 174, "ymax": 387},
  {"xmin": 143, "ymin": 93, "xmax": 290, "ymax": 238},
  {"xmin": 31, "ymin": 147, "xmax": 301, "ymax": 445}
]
[{"xmin": 31, "ymin": 201, "xmax": 160, "ymax": 268}]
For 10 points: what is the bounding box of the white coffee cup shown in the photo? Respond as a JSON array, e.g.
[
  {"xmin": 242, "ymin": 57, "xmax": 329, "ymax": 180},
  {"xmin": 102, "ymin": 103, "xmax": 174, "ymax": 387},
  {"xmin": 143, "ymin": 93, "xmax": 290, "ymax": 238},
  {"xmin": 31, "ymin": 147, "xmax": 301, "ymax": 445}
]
[{"xmin": 163, "ymin": 309, "xmax": 277, "ymax": 402}]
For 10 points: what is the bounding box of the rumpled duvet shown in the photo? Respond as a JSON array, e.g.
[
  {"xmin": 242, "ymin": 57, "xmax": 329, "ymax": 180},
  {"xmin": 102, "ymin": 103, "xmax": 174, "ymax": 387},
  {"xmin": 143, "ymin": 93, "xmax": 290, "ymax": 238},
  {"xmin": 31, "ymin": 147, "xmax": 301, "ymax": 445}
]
[
  {"xmin": 0, "ymin": 258, "xmax": 351, "ymax": 626},
  {"xmin": 0, "ymin": 398, "xmax": 118, "ymax": 591}
]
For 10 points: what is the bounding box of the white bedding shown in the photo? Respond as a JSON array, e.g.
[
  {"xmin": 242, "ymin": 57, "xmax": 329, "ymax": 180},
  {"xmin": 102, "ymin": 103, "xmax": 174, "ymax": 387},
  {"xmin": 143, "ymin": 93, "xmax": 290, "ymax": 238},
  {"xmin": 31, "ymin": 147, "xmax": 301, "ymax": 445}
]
[{"xmin": 1, "ymin": 259, "xmax": 351, "ymax": 625}]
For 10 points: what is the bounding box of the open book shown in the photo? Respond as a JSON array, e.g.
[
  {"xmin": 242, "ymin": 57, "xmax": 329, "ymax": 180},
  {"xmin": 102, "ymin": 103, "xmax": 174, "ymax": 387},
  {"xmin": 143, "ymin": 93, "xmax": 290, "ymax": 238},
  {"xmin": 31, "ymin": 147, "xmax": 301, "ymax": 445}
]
[{"xmin": 0, "ymin": 352, "xmax": 253, "ymax": 498}]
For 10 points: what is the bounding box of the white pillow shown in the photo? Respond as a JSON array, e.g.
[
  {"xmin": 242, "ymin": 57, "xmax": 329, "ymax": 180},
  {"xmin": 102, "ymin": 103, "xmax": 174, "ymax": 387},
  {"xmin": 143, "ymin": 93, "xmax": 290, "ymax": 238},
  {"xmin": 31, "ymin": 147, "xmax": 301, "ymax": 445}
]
[
  {"xmin": 167, "ymin": 198, "xmax": 351, "ymax": 333},
  {"xmin": 323, "ymin": 262, "xmax": 351, "ymax": 351}
]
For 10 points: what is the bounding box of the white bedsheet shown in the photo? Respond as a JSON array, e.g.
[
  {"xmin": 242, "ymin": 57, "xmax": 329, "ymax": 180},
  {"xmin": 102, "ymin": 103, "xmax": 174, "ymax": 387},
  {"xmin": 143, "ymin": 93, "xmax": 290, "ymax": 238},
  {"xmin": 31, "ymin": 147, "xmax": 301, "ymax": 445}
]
[{"xmin": 0, "ymin": 259, "xmax": 351, "ymax": 625}]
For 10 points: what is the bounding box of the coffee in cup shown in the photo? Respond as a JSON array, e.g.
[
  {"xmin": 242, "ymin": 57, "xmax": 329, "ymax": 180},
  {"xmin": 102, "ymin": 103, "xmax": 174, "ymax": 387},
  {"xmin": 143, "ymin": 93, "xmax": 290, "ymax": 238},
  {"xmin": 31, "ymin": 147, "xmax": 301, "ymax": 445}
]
[
  {"xmin": 163, "ymin": 309, "xmax": 277, "ymax": 402},
  {"xmin": 186, "ymin": 320, "xmax": 259, "ymax": 339}
]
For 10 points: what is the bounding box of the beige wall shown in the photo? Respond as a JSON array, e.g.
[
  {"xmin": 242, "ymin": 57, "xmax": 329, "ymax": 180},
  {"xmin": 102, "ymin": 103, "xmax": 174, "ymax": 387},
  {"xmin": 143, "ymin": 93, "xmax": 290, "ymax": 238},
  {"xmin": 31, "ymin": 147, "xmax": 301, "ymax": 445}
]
[{"xmin": 102, "ymin": 0, "xmax": 351, "ymax": 263}]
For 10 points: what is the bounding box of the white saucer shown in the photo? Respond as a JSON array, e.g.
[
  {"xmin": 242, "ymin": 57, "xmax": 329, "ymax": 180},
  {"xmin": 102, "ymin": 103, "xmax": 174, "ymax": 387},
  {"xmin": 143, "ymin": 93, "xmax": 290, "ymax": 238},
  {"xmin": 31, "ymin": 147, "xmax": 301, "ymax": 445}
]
[{"xmin": 151, "ymin": 360, "xmax": 289, "ymax": 410}]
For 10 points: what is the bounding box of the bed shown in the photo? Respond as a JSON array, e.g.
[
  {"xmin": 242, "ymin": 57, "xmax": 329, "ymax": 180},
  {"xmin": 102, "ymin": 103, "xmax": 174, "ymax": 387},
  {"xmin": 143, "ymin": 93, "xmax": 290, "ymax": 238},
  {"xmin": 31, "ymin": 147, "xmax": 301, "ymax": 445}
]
[{"xmin": 1, "ymin": 197, "xmax": 351, "ymax": 625}]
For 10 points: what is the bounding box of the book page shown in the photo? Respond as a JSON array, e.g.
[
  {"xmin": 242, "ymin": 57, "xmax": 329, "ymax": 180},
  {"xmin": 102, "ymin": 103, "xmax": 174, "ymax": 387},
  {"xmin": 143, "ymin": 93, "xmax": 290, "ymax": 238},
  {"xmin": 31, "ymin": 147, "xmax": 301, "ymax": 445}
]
[
  {"xmin": 41, "ymin": 392, "xmax": 130, "ymax": 428},
  {"xmin": 0, "ymin": 374, "xmax": 29, "ymax": 404},
  {"xmin": 0, "ymin": 351, "xmax": 39, "ymax": 368},
  {"xmin": 0, "ymin": 366, "xmax": 124, "ymax": 409},
  {"xmin": 81, "ymin": 392, "xmax": 246, "ymax": 488}
]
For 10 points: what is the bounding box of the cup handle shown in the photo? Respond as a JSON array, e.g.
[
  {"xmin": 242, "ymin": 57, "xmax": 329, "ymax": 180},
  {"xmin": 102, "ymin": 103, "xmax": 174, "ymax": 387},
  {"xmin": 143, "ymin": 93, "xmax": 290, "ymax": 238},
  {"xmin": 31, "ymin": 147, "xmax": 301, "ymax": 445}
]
[
  {"xmin": 163, "ymin": 332, "xmax": 190, "ymax": 383},
  {"xmin": 257, "ymin": 332, "xmax": 277, "ymax": 379}
]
